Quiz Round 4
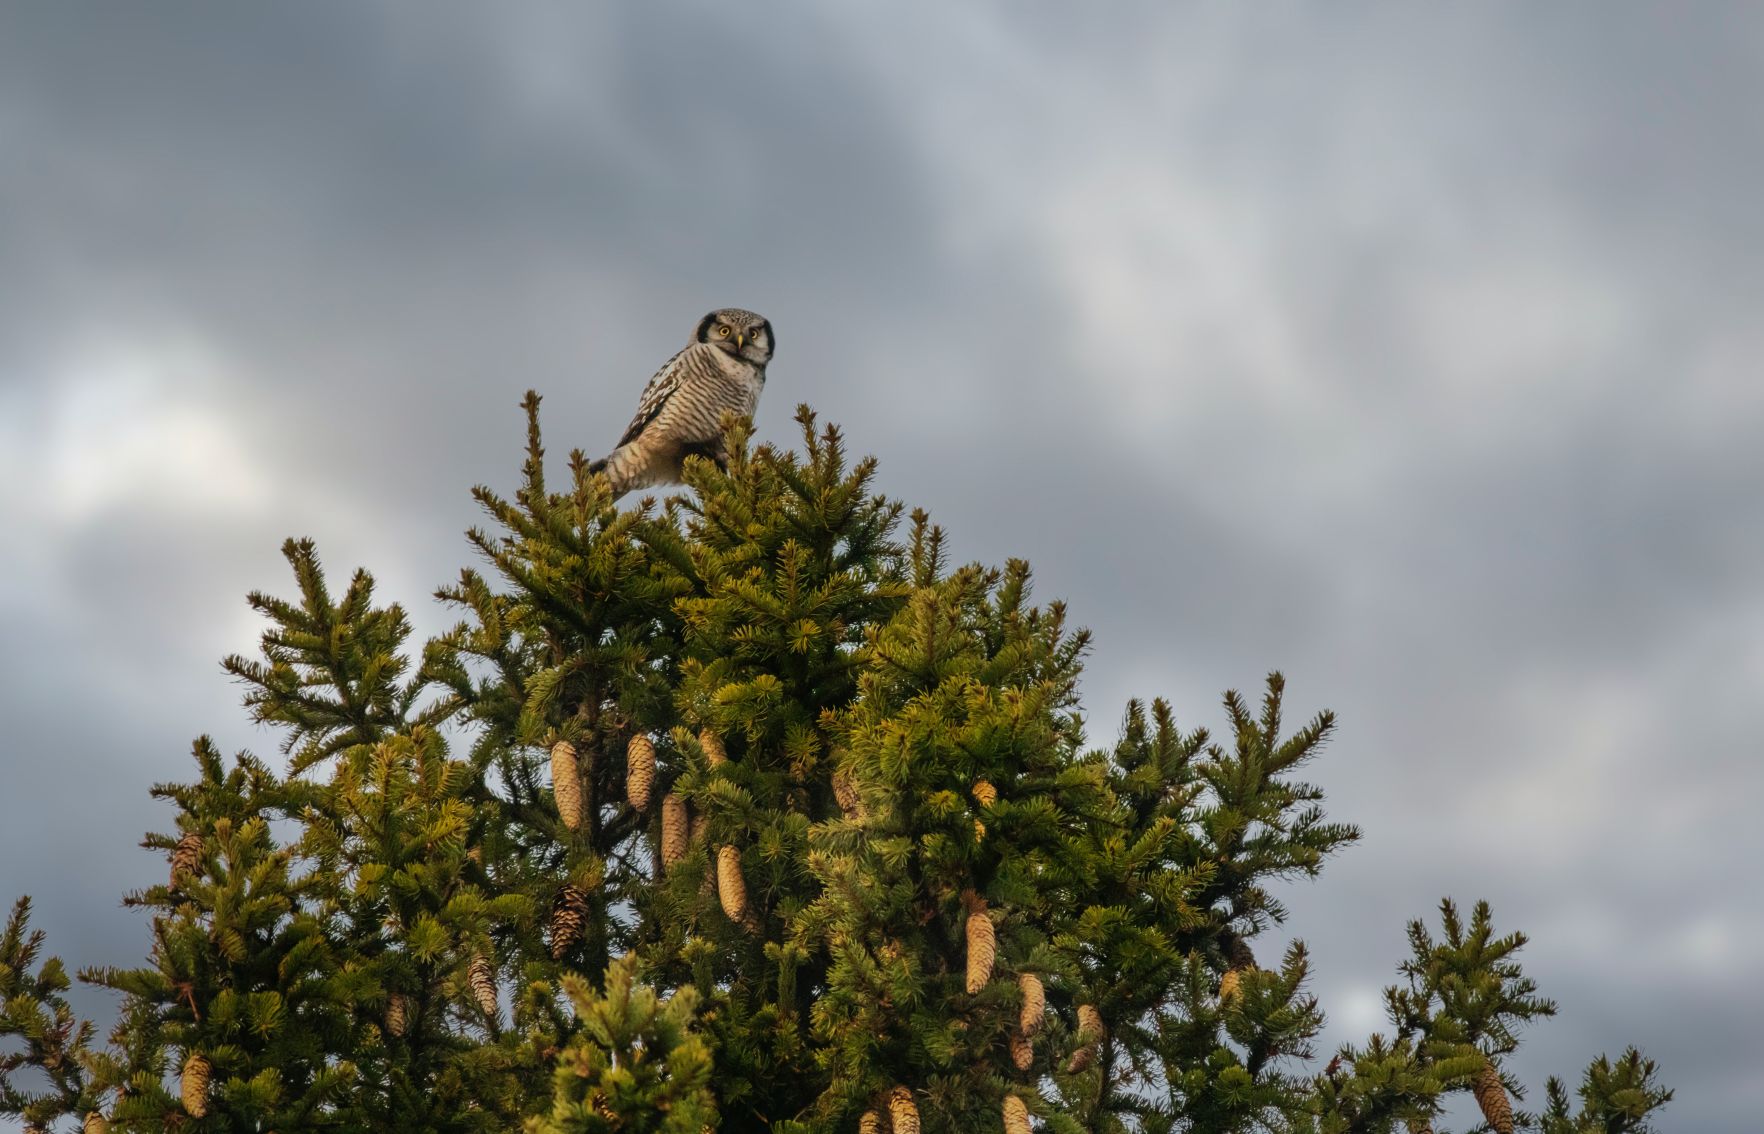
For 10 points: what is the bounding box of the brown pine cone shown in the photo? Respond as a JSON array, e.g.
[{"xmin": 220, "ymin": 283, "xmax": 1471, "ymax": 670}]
[
  {"xmin": 1018, "ymin": 972, "xmax": 1045, "ymax": 1036},
  {"xmin": 886, "ymin": 1086, "xmax": 919, "ymax": 1134},
  {"xmin": 626, "ymin": 735, "xmax": 656, "ymax": 811},
  {"xmin": 170, "ymin": 832, "xmax": 203, "ymax": 888},
  {"xmin": 1065, "ymin": 1004, "xmax": 1105, "ymax": 1072},
  {"xmin": 699, "ymin": 727, "xmax": 727, "ymax": 767},
  {"xmin": 717, "ymin": 845, "xmax": 748, "ymax": 922},
  {"xmin": 469, "ymin": 952, "xmax": 498, "ymax": 1019},
  {"xmin": 1472, "ymin": 1060, "xmax": 1513, "ymax": 1134},
  {"xmin": 550, "ymin": 884, "xmax": 589, "ymax": 960},
  {"xmin": 181, "ymin": 1051, "xmax": 211, "ymax": 1117},
  {"xmin": 965, "ymin": 903, "xmax": 996, "ymax": 994},
  {"xmin": 859, "ymin": 1110, "xmax": 883, "ymax": 1134},
  {"xmin": 1010, "ymin": 1030, "xmax": 1034, "ymax": 1071},
  {"xmin": 84, "ymin": 1112, "xmax": 109, "ymax": 1134},
  {"xmin": 1219, "ymin": 968, "xmax": 1245, "ymax": 1004},
  {"xmin": 1002, "ymin": 1093, "xmax": 1031, "ymax": 1134},
  {"xmin": 832, "ymin": 769, "xmax": 863, "ymax": 820},
  {"xmin": 972, "ymin": 779, "xmax": 998, "ymax": 807},
  {"xmin": 661, "ymin": 793, "xmax": 689, "ymax": 868},
  {"xmin": 385, "ymin": 992, "xmax": 409, "ymax": 1037},
  {"xmin": 550, "ymin": 741, "xmax": 583, "ymax": 830}
]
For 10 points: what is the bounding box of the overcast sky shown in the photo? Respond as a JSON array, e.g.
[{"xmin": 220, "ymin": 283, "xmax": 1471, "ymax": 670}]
[{"xmin": 2, "ymin": 5, "xmax": 1759, "ymax": 1130}]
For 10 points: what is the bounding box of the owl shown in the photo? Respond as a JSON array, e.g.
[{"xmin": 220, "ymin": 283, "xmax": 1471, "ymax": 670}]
[{"xmin": 588, "ymin": 308, "xmax": 774, "ymax": 499}]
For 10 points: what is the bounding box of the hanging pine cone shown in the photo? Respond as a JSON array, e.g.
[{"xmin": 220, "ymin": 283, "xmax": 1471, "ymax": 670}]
[
  {"xmin": 965, "ymin": 900, "xmax": 996, "ymax": 994},
  {"xmin": 180, "ymin": 1051, "xmax": 211, "ymax": 1117},
  {"xmin": 550, "ymin": 884, "xmax": 589, "ymax": 960},
  {"xmin": 972, "ymin": 779, "xmax": 997, "ymax": 808},
  {"xmin": 1218, "ymin": 968, "xmax": 1244, "ymax": 1003},
  {"xmin": 859, "ymin": 1110, "xmax": 883, "ymax": 1134},
  {"xmin": 832, "ymin": 769, "xmax": 863, "ymax": 820},
  {"xmin": 550, "ymin": 741, "xmax": 583, "ymax": 831},
  {"xmin": 1010, "ymin": 1030, "xmax": 1034, "ymax": 1071},
  {"xmin": 1018, "ymin": 972, "xmax": 1045, "ymax": 1035},
  {"xmin": 1220, "ymin": 931, "xmax": 1256, "ymax": 1004},
  {"xmin": 1472, "ymin": 1061, "xmax": 1513, "ymax": 1134},
  {"xmin": 469, "ymin": 952, "xmax": 498, "ymax": 1019},
  {"xmin": 1065, "ymin": 1004, "xmax": 1105, "ymax": 1072},
  {"xmin": 1002, "ymin": 1094, "xmax": 1031, "ymax": 1134},
  {"xmin": 169, "ymin": 832, "xmax": 203, "ymax": 888},
  {"xmin": 699, "ymin": 727, "xmax": 727, "ymax": 767},
  {"xmin": 626, "ymin": 735, "xmax": 656, "ymax": 811},
  {"xmin": 886, "ymin": 1086, "xmax": 919, "ymax": 1134},
  {"xmin": 717, "ymin": 845, "xmax": 748, "ymax": 922},
  {"xmin": 84, "ymin": 1113, "xmax": 109, "ymax": 1134},
  {"xmin": 661, "ymin": 793, "xmax": 689, "ymax": 868},
  {"xmin": 385, "ymin": 992, "xmax": 409, "ymax": 1037}
]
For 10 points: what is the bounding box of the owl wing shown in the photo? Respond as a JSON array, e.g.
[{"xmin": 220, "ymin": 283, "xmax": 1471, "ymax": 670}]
[{"xmin": 614, "ymin": 347, "xmax": 691, "ymax": 448}]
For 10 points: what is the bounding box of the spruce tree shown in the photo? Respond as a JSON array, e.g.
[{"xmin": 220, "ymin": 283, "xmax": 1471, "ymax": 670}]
[{"xmin": 0, "ymin": 396, "xmax": 1671, "ymax": 1133}]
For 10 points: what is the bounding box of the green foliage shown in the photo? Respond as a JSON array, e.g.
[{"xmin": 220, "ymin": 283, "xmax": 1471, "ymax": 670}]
[{"xmin": 0, "ymin": 395, "xmax": 1672, "ymax": 1134}]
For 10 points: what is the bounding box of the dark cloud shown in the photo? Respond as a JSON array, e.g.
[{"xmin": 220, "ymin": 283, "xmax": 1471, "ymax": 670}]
[{"xmin": 2, "ymin": 5, "xmax": 1759, "ymax": 1129}]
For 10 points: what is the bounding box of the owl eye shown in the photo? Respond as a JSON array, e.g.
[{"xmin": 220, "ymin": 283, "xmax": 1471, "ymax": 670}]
[{"xmin": 717, "ymin": 325, "xmax": 731, "ymax": 338}]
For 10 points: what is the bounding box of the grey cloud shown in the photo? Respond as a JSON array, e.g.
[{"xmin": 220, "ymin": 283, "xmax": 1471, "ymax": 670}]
[{"xmin": 2, "ymin": 5, "xmax": 1759, "ymax": 1130}]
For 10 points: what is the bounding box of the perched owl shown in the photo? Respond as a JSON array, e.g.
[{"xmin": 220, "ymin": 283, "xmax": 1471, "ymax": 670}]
[{"xmin": 588, "ymin": 308, "xmax": 774, "ymax": 499}]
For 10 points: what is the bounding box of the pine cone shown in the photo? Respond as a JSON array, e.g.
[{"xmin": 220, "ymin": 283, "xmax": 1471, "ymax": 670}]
[
  {"xmin": 699, "ymin": 727, "xmax": 727, "ymax": 767},
  {"xmin": 661, "ymin": 793, "xmax": 689, "ymax": 868},
  {"xmin": 181, "ymin": 1051, "xmax": 211, "ymax": 1117},
  {"xmin": 717, "ymin": 845, "xmax": 748, "ymax": 922},
  {"xmin": 469, "ymin": 952, "xmax": 498, "ymax": 1019},
  {"xmin": 1218, "ymin": 968, "xmax": 1244, "ymax": 1003},
  {"xmin": 386, "ymin": 992, "xmax": 409, "ymax": 1037},
  {"xmin": 1010, "ymin": 1030, "xmax": 1034, "ymax": 1071},
  {"xmin": 1065, "ymin": 1004, "xmax": 1104, "ymax": 1072},
  {"xmin": 972, "ymin": 779, "xmax": 997, "ymax": 808},
  {"xmin": 84, "ymin": 1112, "xmax": 109, "ymax": 1134},
  {"xmin": 859, "ymin": 1109, "xmax": 883, "ymax": 1134},
  {"xmin": 832, "ymin": 769, "xmax": 863, "ymax": 820},
  {"xmin": 965, "ymin": 902, "xmax": 996, "ymax": 994},
  {"xmin": 1018, "ymin": 972, "xmax": 1045, "ymax": 1036},
  {"xmin": 170, "ymin": 832, "xmax": 203, "ymax": 888},
  {"xmin": 1002, "ymin": 1094, "xmax": 1031, "ymax": 1134},
  {"xmin": 1472, "ymin": 1061, "xmax": 1513, "ymax": 1134},
  {"xmin": 1404, "ymin": 1121, "xmax": 1435, "ymax": 1134},
  {"xmin": 551, "ymin": 741, "xmax": 583, "ymax": 831},
  {"xmin": 886, "ymin": 1086, "xmax": 919, "ymax": 1134},
  {"xmin": 550, "ymin": 884, "xmax": 589, "ymax": 960},
  {"xmin": 626, "ymin": 735, "xmax": 656, "ymax": 811}
]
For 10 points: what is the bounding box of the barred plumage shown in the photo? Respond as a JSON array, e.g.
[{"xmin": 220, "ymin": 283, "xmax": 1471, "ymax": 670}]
[
  {"xmin": 1472, "ymin": 1061, "xmax": 1513, "ymax": 1134},
  {"xmin": 551, "ymin": 741, "xmax": 583, "ymax": 830},
  {"xmin": 886, "ymin": 1087, "xmax": 919, "ymax": 1134},
  {"xmin": 661, "ymin": 793, "xmax": 689, "ymax": 867},
  {"xmin": 590, "ymin": 309, "xmax": 773, "ymax": 500},
  {"xmin": 170, "ymin": 831, "xmax": 203, "ymax": 888},
  {"xmin": 717, "ymin": 845, "xmax": 748, "ymax": 922},
  {"xmin": 1003, "ymin": 1094, "xmax": 1031, "ymax": 1134},
  {"xmin": 627, "ymin": 734, "xmax": 656, "ymax": 811},
  {"xmin": 181, "ymin": 1051, "xmax": 211, "ymax": 1117}
]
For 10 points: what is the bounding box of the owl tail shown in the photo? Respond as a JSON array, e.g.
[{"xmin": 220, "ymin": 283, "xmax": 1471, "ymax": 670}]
[{"xmin": 588, "ymin": 447, "xmax": 634, "ymax": 502}]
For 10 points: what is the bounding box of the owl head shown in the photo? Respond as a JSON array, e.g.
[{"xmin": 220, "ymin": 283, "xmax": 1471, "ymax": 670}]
[{"xmin": 696, "ymin": 308, "xmax": 774, "ymax": 366}]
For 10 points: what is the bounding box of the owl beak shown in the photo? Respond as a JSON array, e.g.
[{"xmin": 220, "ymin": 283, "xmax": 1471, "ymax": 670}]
[{"xmin": 735, "ymin": 331, "xmax": 747, "ymax": 349}]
